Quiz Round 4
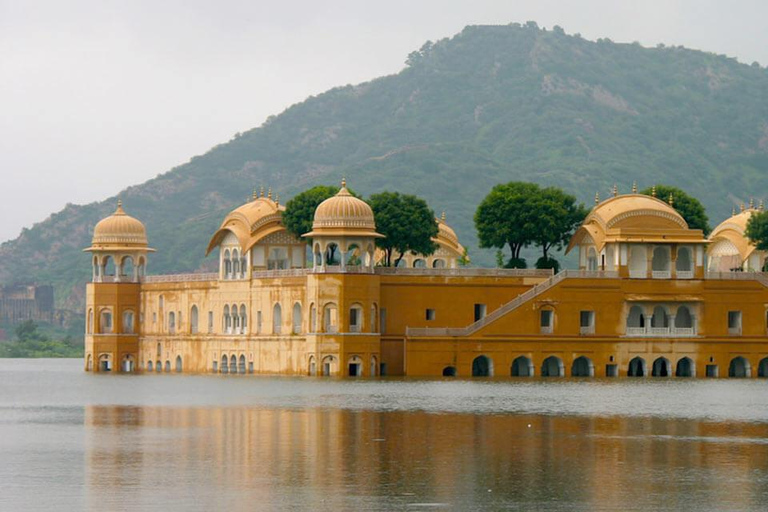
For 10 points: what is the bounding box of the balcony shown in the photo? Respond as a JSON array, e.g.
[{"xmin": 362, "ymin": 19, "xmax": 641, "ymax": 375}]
[{"xmin": 625, "ymin": 326, "xmax": 696, "ymax": 337}]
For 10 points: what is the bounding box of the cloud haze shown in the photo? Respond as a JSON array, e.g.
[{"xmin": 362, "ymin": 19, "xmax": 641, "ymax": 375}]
[{"xmin": 1, "ymin": 0, "xmax": 766, "ymax": 242}]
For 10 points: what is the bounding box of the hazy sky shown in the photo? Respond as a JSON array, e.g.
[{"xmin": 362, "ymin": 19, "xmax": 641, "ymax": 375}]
[{"xmin": 1, "ymin": 0, "xmax": 767, "ymax": 242}]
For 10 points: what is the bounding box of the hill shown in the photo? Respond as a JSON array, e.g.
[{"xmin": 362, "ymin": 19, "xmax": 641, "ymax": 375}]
[{"xmin": 3, "ymin": 22, "xmax": 768, "ymax": 310}]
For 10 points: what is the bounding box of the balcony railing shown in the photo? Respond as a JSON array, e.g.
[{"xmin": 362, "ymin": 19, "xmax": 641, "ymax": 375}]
[
  {"xmin": 540, "ymin": 325, "xmax": 553, "ymax": 334},
  {"xmin": 676, "ymin": 270, "xmax": 694, "ymax": 279},
  {"xmin": 579, "ymin": 326, "xmax": 595, "ymax": 335},
  {"xmin": 629, "ymin": 270, "xmax": 646, "ymax": 279},
  {"xmin": 652, "ymin": 270, "xmax": 671, "ymax": 279},
  {"xmin": 625, "ymin": 326, "xmax": 696, "ymax": 337},
  {"xmin": 728, "ymin": 327, "xmax": 742, "ymax": 336}
]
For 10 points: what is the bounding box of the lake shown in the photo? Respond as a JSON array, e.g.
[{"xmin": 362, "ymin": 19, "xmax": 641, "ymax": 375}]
[{"xmin": 1, "ymin": 359, "xmax": 768, "ymax": 511}]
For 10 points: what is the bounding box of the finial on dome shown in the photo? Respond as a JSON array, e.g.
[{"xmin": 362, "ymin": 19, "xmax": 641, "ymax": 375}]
[
  {"xmin": 740, "ymin": 202, "xmax": 745, "ymax": 212},
  {"xmin": 275, "ymin": 193, "xmax": 280, "ymax": 207},
  {"xmin": 612, "ymin": 184, "xmax": 618, "ymax": 197},
  {"xmin": 115, "ymin": 199, "xmax": 125, "ymax": 215},
  {"xmin": 668, "ymin": 193, "xmax": 674, "ymax": 207},
  {"xmin": 651, "ymin": 185, "xmax": 657, "ymax": 197},
  {"xmin": 268, "ymin": 187, "xmax": 272, "ymax": 200},
  {"xmin": 252, "ymin": 188, "xmax": 258, "ymax": 201},
  {"xmin": 760, "ymin": 200, "xmax": 765, "ymax": 211},
  {"xmin": 260, "ymin": 186, "xmax": 265, "ymax": 198},
  {"xmin": 594, "ymin": 191, "xmax": 600, "ymax": 204},
  {"xmin": 732, "ymin": 206, "xmax": 736, "ymax": 216},
  {"xmin": 341, "ymin": 177, "xmax": 347, "ymax": 189},
  {"xmin": 750, "ymin": 197, "xmax": 755, "ymax": 209},
  {"xmin": 632, "ymin": 181, "xmax": 637, "ymax": 194},
  {"xmin": 441, "ymin": 211, "xmax": 446, "ymax": 222}
]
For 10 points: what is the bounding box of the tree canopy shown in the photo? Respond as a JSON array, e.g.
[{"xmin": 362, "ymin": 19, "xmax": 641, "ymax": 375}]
[
  {"xmin": 640, "ymin": 185, "xmax": 711, "ymax": 235},
  {"xmin": 368, "ymin": 192, "xmax": 439, "ymax": 267},
  {"xmin": 475, "ymin": 182, "xmax": 584, "ymax": 269},
  {"xmin": 746, "ymin": 211, "xmax": 768, "ymax": 251},
  {"xmin": 282, "ymin": 185, "xmax": 345, "ymax": 241}
]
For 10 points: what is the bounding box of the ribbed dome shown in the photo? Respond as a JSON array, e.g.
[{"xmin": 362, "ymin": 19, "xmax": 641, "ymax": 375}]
[
  {"xmin": 437, "ymin": 217, "xmax": 459, "ymax": 248},
  {"xmin": 312, "ymin": 181, "xmax": 376, "ymax": 230},
  {"xmin": 89, "ymin": 201, "xmax": 149, "ymax": 248},
  {"xmin": 588, "ymin": 194, "xmax": 688, "ymax": 229}
]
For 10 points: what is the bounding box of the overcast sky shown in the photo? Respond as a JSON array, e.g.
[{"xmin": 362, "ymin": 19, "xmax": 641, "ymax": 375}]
[{"xmin": 1, "ymin": 0, "xmax": 767, "ymax": 242}]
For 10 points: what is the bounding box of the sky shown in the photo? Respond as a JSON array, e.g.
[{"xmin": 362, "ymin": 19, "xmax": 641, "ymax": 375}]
[{"xmin": 1, "ymin": 0, "xmax": 767, "ymax": 242}]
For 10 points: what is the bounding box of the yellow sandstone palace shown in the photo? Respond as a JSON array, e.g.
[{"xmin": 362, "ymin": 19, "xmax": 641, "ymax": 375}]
[{"xmin": 84, "ymin": 182, "xmax": 768, "ymax": 379}]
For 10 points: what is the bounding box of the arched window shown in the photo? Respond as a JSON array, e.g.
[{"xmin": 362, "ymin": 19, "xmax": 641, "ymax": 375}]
[
  {"xmin": 224, "ymin": 249, "xmax": 232, "ymax": 279},
  {"xmin": 155, "ymin": 360, "xmax": 162, "ymax": 372},
  {"xmin": 240, "ymin": 255, "xmax": 247, "ymax": 278},
  {"xmin": 432, "ymin": 259, "xmax": 446, "ymax": 268},
  {"xmin": 99, "ymin": 309, "xmax": 113, "ymax": 334},
  {"xmin": 238, "ymin": 355, "xmax": 246, "ymax": 374},
  {"xmin": 729, "ymin": 356, "xmax": 751, "ymax": 378},
  {"xmin": 651, "ymin": 306, "xmax": 669, "ymax": 328},
  {"xmin": 308, "ymin": 356, "xmax": 317, "ymax": 376},
  {"xmin": 370, "ymin": 356, "xmax": 378, "ymax": 377},
  {"xmin": 273, "ymin": 303, "xmax": 282, "ymax": 334},
  {"xmin": 120, "ymin": 256, "xmax": 135, "ymax": 281},
  {"xmin": 652, "ymin": 357, "xmax": 671, "ymax": 377},
  {"xmin": 628, "ymin": 357, "xmax": 646, "ymax": 377},
  {"xmin": 240, "ymin": 305, "xmax": 247, "ymax": 334},
  {"xmin": 675, "ymin": 306, "xmax": 692, "ymax": 329},
  {"xmin": 292, "ymin": 302, "xmax": 302, "ymax": 334},
  {"xmin": 102, "ymin": 256, "xmax": 115, "ymax": 280},
  {"xmin": 221, "ymin": 354, "xmax": 229, "ymax": 373},
  {"xmin": 349, "ymin": 303, "xmax": 363, "ymax": 333},
  {"xmin": 652, "ymin": 246, "xmax": 671, "ymax": 276},
  {"xmin": 541, "ymin": 356, "xmax": 564, "ymax": 377},
  {"xmin": 175, "ymin": 355, "xmax": 183, "ymax": 373},
  {"xmin": 230, "ymin": 355, "xmax": 237, "ymax": 374},
  {"xmin": 325, "ymin": 243, "xmax": 340, "ymax": 266},
  {"xmin": 322, "ymin": 355, "xmax": 336, "ymax": 376},
  {"xmin": 168, "ymin": 311, "xmax": 176, "ymax": 334},
  {"xmin": 629, "ymin": 246, "xmax": 647, "ymax": 278},
  {"xmin": 627, "ymin": 305, "xmax": 645, "ymax": 330},
  {"xmin": 137, "ymin": 257, "xmax": 146, "ymax": 278},
  {"xmin": 147, "ymin": 360, "xmax": 153, "ymax": 372},
  {"xmin": 324, "ymin": 303, "xmax": 338, "ymax": 333},
  {"xmin": 413, "ymin": 259, "xmax": 426, "ymax": 268},
  {"xmin": 346, "ymin": 244, "xmax": 361, "ymax": 266},
  {"xmin": 190, "ymin": 306, "xmax": 199, "ymax": 334},
  {"xmin": 268, "ymin": 247, "xmax": 289, "ymax": 270},
  {"xmin": 164, "ymin": 360, "xmax": 170, "ymax": 372},
  {"xmin": 676, "ymin": 357, "xmax": 695, "ymax": 377},
  {"xmin": 511, "ymin": 356, "xmax": 534, "ymax": 377},
  {"xmin": 571, "ymin": 356, "xmax": 594, "ymax": 377},
  {"xmin": 348, "ymin": 356, "xmax": 363, "ymax": 376},
  {"xmin": 313, "ymin": 243, "xmax": 323, "ymax": 268},
  {"xmin": 676, "ymin": 247, "xmax": 693, "ymax": 273},
  {"xmin": 122, "ymin": 310, "xmax": 135, "ymax": 334},
  {"xmin": 232, "ymin": 249, "xmax": 240, "ymax": 277},
  {"xmin": 587, "ymin": 247, "xmax": 598, "ymax": 271},
  {"xmin": 87, "ymin": 309, "xmax": 93, "ymax": 334},
  {"xmin": 309, "ymin": 303, "xmax": 317, "ymax": 332},
  {"xmin": 231, "ymin": 304, "xmax": 240, "ymax": 334},
  {"xmin": 472, "ymin": 355, "xmax": 494, "ymax": 377},
  {"xmin": 223, "ymin": 305, "xmax": 231, "ymax": 334}
]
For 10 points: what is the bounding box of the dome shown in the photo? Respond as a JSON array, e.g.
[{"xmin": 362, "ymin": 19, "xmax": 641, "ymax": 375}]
[
  {"xmin": 436, "ymin": 213, "xmax": 460, "ymax": 250},
  {"xmin": 206, "ymin": 192, "xmax": 287, "ymax": 255},
  {"xmin": 587, "ymin": 194, "xmax": 688, "ymax": 230},
  {"xmin": 708, "ymin": 207, "xmax": 761, "ymax": 262},
  {"xmin": 303, "ymin": 180, "xmax": 383, "ymax": 238},
  {"xmin": 85, "ymin": 201, "xmax": 152, "ymax": 252}
]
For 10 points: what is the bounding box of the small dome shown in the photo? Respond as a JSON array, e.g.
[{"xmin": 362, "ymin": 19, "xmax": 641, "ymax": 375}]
[
  {"xmin": 304, "ymin": 180, "xmax": 383, "ymax": 238},
  {"xmin": 437, "ymin": 215, "xmax": 460, "ymax": 248},
  {"xmin": 87, "ymin": 201, "xmax": 151, "ymax": 250},
  {"xmin": 588, "ymin": 194, "xmax": 688, "ymax": 230}
]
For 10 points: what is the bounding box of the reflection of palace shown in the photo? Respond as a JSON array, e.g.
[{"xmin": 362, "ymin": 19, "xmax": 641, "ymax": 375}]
[
  {"xmin": 85, "ymin": 183, "xmax": 768, "ymax": 378},
  {"xmin": 83, "ymin": 404, "xmax": 768, "ymax": 509}
]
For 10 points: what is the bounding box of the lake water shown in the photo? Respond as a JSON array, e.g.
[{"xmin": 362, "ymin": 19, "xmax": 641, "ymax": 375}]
[{"xmin": 2, "ymin": 359, "xmax": 768, "ymax": 511}]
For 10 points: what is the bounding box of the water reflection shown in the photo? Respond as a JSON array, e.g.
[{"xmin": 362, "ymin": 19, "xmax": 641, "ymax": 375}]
[{"xmin": 84, "ymin": 405, "xmax": 768, "ymax": 511}]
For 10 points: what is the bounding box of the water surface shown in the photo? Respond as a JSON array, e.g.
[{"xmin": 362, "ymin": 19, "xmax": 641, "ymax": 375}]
[{"xmin": 1, "ymin": 359, "xmax": 767, "ymax": 511}]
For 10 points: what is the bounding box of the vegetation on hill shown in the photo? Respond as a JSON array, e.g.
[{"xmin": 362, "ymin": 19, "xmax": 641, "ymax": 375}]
[
  {"xmin": 2, "ymin": 22, "xmax": 768, "ymax": 311},
  {"xmin": 0, "ymin": 320, "xmax": 83, "ymax": 358}
]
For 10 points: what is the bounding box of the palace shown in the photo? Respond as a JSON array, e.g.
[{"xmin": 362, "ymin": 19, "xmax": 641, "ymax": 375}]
[{"xmin": 84, "ymin": 183, "xmax": 768, "ymax": 378}]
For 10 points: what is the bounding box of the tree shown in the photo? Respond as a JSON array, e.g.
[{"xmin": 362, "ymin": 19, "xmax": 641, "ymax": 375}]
[
  {"xmin": 530, "ymin": 187, "xmax": 588, "ymax": 265},
  {"xmin": 474, "ymin": 182, "xmax": 541, "ymax": 268},
  {"xmin": 282, "ymin": 185, "xmax": 342, "ymax": 241},
  {"xmin": 640, "ymin": 185, "xmax": 711, "ymax": 235},
  {"xmin": 746, "ymin": 211, "xmax": 768, "ymax": 251},
  {"xmin": 368, "ymin": 192, "xmax": 439, "ymax": 267}
]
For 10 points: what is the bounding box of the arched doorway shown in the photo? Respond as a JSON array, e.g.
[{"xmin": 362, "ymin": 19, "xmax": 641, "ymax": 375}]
[
  {"xmin": 98, "ymin": 354, "xmax": 112, "ymax": 372},
  {"xmin": 230, "ymin": 355, "xmax": 237, "ymax": 374},
  {"xmin": 541, "ymin": 356, "xmax": 564, "ymax": 377},
  {"xmin": 121, "ymin": 355, "xmax": 135, "ymax": 373},
  {"xmin": 164, "ymin": 360, "xmax": 171, "ymax": 372},
  {"xmin": 309, "ymin": 356, "xmax": 317, "ymax": 376},
  {"xmin": 472, "ymin": 355, "xmax": 493, "ymax": 377},
  {"xmin": 221, "ymin": 355, "xmax": 228, "ymax": 374},
  {"xmin": 442, "ymin": 366, "xmax": 457, "ymax": 377},
  {"xmin": 511, "ymin": 356, "xmax": 534, "ymax": 377},
  {"xmin": 628, "ymin": 357, "xmax": 646, "ymax": 377},
  {"xmin": 729, "ymin": 357, "xmax": 751, "ymax": 378},
  {"xmin": 675, "ymin": 357, "xmax": 695, "ymax": 377},
  {"xmin": 758, "ymin": 357, "xmax": 768, "ymax": 378},
  {"xmin": 348, "ymin": 356, "xmax": 363, "ymax": 377},
  {"xmin": 146, "ymin": 360, "xmax": 153, "ymax": 372},
  {"xmin": 155, "ymin": 361, "xmax": 162, "ymax": 373},
  {"xmin": 571, "ymin": 356, "xmax": 594, "ymax": 377},
  {"xmin": 239, "ymin": 355, "xmax": 246, "ymax": 374},
  {"xmin": 652, "ymin": 357, "xmax": 671, "ymax": 377},
  {"xmin": 370, "ymin": 356, "xmax": 378, "ymax": 377},
  {"xmin": 175, "ymin": 355, "xmax": 183, "ymax": 373},
  {"xmin": 322, "ymin": 356, "xmax": 336, "ymax": 376}
]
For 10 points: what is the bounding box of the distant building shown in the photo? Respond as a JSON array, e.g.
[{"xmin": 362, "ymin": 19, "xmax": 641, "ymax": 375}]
[
  {"xmin": 84, "ymin": 184, "xmax": 768, "ymax": 379},
  {"xmin": 0, "ymin": 284, "xmax": 54, "ymax": 324}
]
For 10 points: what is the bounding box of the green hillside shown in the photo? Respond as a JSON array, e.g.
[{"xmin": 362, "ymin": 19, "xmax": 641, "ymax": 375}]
[{"xmin": 3, "ymin": 22, "xmax": 768, "ymax": 310}]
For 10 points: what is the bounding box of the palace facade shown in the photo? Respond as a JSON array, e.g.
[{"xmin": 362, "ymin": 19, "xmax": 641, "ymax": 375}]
[{"xmin": 84, "ymin": 183, "xmax": 768, "ymax": 378}]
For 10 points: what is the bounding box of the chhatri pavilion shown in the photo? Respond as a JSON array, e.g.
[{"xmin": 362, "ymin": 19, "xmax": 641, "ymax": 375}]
[{"xmin": 84, "ymin": 182, "xmax": 768, "ymax": 378}]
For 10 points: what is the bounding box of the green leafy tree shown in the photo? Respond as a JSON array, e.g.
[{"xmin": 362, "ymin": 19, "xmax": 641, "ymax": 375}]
[
  {"xmin": 746, "ymin": 211, "xmax": 768, "ymax": 251},
  {"xmin": 282, "ymin": 185, "xmax": 342, "ymax": 241},
  {"xmin": 530, "ymin": 187, "xmax": 588, "ymax": 265},
  {"xmin": 474, "ymin": 182, "xmax": 541, "ymax": 268},
  {"xmin": 369, "ymin": 192, "xmax": 439, "ymax": 267},
  {"xmin": 641, "ymin": 185, "xmax": 711, "ymax": 235}
]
